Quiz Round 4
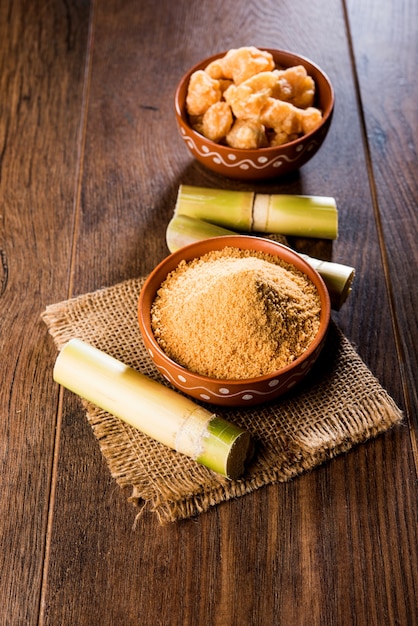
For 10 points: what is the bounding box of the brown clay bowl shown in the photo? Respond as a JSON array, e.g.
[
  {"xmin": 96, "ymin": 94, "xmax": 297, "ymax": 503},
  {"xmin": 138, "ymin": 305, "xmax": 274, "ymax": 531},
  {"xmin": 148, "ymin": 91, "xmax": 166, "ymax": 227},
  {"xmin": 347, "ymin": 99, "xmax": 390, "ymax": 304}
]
[
  {"xmin": 174, "ymin": 48, "xmax": 334, "ymax": 180},
  {"xmin": 138, "ymin": 236, "xmax": 331, "ymax": 407}
]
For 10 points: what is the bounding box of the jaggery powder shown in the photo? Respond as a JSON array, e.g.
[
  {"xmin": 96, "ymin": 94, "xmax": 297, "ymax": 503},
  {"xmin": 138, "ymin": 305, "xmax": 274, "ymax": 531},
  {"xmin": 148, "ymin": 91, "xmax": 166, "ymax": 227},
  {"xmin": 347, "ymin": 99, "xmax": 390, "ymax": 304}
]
[{"xmin": 151, "ymin": 247, "xmax": 321, "ymax": 380}]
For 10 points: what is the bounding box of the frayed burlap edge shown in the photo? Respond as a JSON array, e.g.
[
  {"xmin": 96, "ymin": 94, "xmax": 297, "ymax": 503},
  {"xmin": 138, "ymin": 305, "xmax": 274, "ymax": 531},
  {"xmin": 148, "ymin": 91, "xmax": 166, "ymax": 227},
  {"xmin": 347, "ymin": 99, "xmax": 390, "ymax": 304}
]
[{"xmin": 42, "ymin": 278, "xmax": 403, "ymax": 524}]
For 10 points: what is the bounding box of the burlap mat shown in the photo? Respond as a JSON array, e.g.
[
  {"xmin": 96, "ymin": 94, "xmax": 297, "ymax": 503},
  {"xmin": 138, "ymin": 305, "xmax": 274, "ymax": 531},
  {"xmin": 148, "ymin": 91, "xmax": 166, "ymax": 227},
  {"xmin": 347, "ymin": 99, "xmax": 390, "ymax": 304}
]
[{"xmin": 42, "ymin": 277, "xmax": 403, "ymax": 524}]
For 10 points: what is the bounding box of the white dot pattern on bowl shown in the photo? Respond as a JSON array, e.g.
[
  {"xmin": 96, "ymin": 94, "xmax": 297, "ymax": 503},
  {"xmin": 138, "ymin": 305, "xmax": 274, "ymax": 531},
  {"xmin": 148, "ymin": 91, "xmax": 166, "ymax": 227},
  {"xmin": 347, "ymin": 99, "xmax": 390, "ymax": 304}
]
[
  {"xmin": 151, "ymin": 336, "xmax": 325, "ymax": 406},
  {"xmin": 153, "ymin": 362, "xmax": 314, "ymax": 401},
  {"xmin": 181, "ymin": 132, "xmax": 322, "ymax": 173}
]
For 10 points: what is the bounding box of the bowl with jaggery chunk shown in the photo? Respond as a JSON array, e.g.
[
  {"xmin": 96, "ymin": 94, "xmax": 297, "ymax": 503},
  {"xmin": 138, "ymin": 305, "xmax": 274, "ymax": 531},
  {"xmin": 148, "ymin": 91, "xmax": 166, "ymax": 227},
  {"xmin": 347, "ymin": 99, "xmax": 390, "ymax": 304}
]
[
  {"xmin": 138, "ymin": 236, "xmax": 331, "ymax": 407},
  {"xmin": 174, "ymin": 47, "xmax": 334, "ymax": 180}
]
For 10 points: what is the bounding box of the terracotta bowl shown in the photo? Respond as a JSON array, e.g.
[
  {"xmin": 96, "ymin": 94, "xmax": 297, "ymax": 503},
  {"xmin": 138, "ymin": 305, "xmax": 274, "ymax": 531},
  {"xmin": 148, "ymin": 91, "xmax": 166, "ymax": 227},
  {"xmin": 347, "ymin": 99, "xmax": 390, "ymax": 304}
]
[
  {"xmin": 174, "ymin": 48, "xmax": 334, "ymax": 180},
  {"xmin": 138, "ymin": 236, "xmax": 331, "ymax": 407}
]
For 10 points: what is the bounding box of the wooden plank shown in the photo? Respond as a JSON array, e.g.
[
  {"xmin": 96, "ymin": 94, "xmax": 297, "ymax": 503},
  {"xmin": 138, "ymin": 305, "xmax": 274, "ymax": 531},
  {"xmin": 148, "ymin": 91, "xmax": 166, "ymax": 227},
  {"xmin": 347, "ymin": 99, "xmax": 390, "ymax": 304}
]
[
  {"xmin": 346, "ymin": 0, "xmax": 418, "ymax": 432},
  {"xmin": 38, "ymin": 1, "xmax": 417, "ymax": 626},
  {"xmin": 0, "ymin": 1, "xmax": 92, "ymax": 623}
]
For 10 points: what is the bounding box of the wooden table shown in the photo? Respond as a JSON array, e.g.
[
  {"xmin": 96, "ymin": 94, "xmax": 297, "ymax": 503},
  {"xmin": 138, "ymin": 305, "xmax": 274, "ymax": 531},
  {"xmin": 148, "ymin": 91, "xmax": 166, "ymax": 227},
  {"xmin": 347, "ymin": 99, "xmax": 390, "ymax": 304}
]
[{"xmin": 1, "ymin": 1, "xmax": 417, "ymax": 624}]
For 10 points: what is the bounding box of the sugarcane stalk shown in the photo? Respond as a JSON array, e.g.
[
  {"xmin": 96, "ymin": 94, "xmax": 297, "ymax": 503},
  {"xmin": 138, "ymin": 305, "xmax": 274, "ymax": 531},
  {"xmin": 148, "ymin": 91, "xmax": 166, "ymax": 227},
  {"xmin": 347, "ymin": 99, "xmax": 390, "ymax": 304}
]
[
  {"xmin": 253, "ymin": 193, "xmax": 338, "ymax": 239},
  {"xmin": 175, "ymin": 185, "xmax": 338, "ymax": 239},
  {"xmin": 174, "ymin": 185, "xmax": 254, "ymax": 230},
  {"xmin": 53, "ymin": 339, "xmax": 253, "ymax": 479}
]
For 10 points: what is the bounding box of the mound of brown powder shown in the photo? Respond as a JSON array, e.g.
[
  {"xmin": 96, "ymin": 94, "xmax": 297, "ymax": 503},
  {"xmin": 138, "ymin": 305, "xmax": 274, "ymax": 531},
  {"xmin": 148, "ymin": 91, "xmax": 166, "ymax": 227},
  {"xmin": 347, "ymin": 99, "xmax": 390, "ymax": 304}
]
[{"xmin": 151, "ymin": 247, "xmax": 321, "ymax": 380}]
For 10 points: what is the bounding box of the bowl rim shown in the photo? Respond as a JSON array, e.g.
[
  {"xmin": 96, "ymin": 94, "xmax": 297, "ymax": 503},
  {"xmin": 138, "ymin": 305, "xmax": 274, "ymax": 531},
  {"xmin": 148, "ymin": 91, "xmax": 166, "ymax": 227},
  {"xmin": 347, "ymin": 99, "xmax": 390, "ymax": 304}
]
[
  {"xmin": 138, "ymin": 235, "xmax": 331, "ymax": 386},
  {"xmin": 174, "ymin": 47, "xmax": 335, "ymax": 155}
]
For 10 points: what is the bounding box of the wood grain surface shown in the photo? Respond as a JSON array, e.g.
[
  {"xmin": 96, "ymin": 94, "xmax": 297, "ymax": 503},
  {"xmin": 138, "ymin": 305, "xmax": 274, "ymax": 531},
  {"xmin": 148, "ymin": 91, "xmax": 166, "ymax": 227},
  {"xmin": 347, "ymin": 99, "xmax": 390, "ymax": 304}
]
[{"xmin": 0, "ymin": 0, "xmax": 417, "ymax": 624}]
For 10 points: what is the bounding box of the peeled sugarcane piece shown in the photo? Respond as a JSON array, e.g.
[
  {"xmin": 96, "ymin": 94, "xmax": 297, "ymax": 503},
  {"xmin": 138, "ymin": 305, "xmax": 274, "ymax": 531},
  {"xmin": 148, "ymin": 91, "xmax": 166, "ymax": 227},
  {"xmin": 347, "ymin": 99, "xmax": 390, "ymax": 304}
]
[
  {"xmin": 175, "ymin": 185, "xmax": 338, "ymax": 239},
  {"xmin": 53, "ymin": 339, "xmax": 253, "ymax": 479},
  {"xmin": 299, "ymin": 255, "xmax": 355, "ymax": 310},
  {"xmin": 166, "ymin": 214, "xmax": 236, "ymax": 252},
  {"xmin": 165, "ymin": 214, "xmax": 355, "ymax": 309}
]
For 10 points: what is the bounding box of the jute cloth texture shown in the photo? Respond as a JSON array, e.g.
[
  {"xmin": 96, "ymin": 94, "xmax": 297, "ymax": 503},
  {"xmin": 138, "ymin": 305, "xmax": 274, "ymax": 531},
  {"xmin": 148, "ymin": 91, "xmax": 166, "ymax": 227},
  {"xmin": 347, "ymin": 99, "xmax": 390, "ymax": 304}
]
[{"xmin": 42, "ymin": 276, "xmax": 403, "ymax": 524}]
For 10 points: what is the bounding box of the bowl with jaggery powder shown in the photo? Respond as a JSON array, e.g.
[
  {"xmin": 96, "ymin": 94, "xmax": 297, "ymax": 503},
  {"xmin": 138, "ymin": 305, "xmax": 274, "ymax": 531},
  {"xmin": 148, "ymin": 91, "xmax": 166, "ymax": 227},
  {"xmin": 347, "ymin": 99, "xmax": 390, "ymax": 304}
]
[{"xmin": 138, "ymin": 236, "xmax": 331, "ymax": 407}]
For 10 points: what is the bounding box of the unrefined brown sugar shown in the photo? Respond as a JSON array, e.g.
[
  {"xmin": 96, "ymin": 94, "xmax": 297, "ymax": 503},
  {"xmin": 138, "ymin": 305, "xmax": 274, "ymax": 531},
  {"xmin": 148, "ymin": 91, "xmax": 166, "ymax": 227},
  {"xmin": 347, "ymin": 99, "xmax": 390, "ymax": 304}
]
[{"xmin": 151, "ymin": 247, "xmax": 321, "ymax": 380}]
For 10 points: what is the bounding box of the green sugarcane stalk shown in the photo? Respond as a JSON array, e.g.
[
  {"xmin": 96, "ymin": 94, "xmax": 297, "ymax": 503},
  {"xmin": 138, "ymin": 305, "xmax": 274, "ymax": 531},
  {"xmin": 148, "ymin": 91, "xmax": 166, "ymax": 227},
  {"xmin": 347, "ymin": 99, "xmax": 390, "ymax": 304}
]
[
  {"xmin": 175, "ymin": 185, "xmax": 339, "ymax": 239},
  {"xmin": 53, "ymin": 339, "xmax": 253, "ymax": 479}
]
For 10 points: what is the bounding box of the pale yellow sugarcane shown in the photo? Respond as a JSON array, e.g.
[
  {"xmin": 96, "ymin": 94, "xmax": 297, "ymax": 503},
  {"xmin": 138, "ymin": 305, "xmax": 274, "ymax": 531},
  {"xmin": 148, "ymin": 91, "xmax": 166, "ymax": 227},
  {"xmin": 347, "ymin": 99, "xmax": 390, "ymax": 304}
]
[{"xmin": 54, "ymin": 339, "xmax": 253, "ymax": 479}]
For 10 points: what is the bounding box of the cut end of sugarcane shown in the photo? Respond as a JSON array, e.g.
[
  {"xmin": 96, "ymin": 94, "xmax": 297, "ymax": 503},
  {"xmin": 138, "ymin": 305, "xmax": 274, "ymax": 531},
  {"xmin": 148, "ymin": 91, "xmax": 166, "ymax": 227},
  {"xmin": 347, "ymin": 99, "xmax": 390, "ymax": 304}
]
[
  {"xmin": 300, "ymin": 255, "xmax": 355, "ymax": 310},
  {"xmin": 197, "ymin": 416, "xmax": 254, "ymax": 480},
  {"xmin": 336, "ymin": 267, "xmax": 355, "ymax": 309},
  {"xmin": 226, "ymin": 431, "xmax": 255, "ymax": 480}
]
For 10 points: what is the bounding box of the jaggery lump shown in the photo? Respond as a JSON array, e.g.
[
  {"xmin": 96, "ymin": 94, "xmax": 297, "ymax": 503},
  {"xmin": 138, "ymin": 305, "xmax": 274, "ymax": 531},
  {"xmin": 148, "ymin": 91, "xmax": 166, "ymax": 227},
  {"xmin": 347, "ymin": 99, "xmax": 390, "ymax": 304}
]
[
  {"xmin": 151, "ymin": 248, "xmax": 321, "ymax": 380},
  {"xmin": 186, "ymin": 47, "xmax": 323, "ymax": 147}
]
